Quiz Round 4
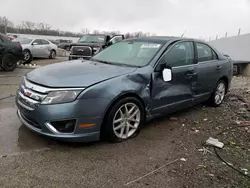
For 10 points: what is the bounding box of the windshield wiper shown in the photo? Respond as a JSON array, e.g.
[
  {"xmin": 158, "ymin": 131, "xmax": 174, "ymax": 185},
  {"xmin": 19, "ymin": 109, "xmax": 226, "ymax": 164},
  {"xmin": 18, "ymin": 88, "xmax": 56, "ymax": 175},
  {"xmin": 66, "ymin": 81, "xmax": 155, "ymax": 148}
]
[{"xmin": 91, "ymin": 59, "xmax": 113, "ymax": 65}]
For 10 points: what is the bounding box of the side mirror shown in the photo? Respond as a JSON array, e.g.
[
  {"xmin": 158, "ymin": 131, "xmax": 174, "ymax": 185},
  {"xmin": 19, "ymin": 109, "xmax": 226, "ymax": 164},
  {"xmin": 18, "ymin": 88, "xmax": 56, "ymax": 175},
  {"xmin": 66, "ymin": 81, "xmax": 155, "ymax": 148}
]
[
  {"xmin": 32, "ymin": 42, "xmax": 38, "ymax": 45},
  {"xmin": 162, "ymin": 68, "xmax": 172, "ymax": 82},
  {"xmin": 106, "ymin": 41, "xmax": 112, "ymax": 46}
]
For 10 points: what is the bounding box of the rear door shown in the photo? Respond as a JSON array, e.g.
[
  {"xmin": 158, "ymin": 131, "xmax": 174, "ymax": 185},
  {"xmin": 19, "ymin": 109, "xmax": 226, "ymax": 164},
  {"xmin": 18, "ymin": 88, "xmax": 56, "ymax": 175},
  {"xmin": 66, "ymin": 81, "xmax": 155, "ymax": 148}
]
[
  {"xmin": 151, "ymin": 41, "xmax": 197, "ymax": 114},
  {"xmin": 193, "ymin": 42, "xmax": 221, "ymax": 103}
]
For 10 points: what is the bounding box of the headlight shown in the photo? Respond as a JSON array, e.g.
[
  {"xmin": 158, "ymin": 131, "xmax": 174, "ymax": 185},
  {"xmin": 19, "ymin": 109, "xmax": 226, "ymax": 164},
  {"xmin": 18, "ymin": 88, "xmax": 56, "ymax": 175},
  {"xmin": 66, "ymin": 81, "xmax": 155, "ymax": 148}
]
[
  {"xmin": 41, "ymin": 90, "xmax": 82, "ymax": 104},
  {"xmin": 93, "ymin": 47, "xmax": 100, "ymax": 54}
]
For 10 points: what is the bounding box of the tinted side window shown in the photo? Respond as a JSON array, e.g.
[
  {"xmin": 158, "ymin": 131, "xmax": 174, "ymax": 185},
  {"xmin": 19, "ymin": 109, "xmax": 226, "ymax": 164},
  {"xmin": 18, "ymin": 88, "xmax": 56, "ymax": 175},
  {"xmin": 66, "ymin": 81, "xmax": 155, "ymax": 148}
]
[
  {"xmin": 40, "ymin": 39, "xmax": 50, "ymax": 45},
  {"xmin": 33, "ymin": 39, "xmax": 42, "ymax": 45},
  {"xmin": 165, "ymin": 41, "xmax": 194, "ymax": 67},
  {"xmin": 197, "ymin": 43, "xmax": 213, "ymax": 62},
  {"xmin": 212, "ymin": 50, "xmax": 218, "ymax": 60}
]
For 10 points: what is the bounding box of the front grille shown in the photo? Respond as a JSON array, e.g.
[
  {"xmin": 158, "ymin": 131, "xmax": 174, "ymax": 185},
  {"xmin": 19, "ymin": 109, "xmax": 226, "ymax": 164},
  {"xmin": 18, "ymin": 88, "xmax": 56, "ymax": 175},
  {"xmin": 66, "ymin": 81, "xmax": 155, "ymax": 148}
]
[
  {"xmin": 20, "ymin": 112, "xmax": 41, "ymax": 129},
  {"xmin": 72, "ymin": 46, "xmax": 93, "ymax": 56},
  {"xmin": 18, "ymin": 78, "xmax": 48, "ymax": 109}
]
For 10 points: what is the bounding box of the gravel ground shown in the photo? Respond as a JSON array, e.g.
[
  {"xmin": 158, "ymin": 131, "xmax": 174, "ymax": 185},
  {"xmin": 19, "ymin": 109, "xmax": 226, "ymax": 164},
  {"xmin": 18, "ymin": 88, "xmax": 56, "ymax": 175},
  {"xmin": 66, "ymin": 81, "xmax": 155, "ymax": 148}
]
[{"xmin": 0, "ymin": 59, "xmax": 250, "ymax": 188}]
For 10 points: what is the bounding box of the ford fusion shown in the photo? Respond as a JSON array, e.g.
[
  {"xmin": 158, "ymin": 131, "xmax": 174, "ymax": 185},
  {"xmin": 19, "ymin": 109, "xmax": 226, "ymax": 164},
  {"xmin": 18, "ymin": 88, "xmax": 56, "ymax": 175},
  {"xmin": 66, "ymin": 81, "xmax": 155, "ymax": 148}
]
[{"xmin": 16, "ymin": 36, "xmax": 233, "ymax": 142}]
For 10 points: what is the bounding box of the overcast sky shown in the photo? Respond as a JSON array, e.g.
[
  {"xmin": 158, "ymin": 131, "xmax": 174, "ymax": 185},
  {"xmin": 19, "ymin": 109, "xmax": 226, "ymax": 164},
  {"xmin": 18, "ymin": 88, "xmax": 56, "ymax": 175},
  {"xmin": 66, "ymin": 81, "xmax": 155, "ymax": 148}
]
[{"xmin": 1, "ymin": 0, "xmax": 250, "ymax": 40}]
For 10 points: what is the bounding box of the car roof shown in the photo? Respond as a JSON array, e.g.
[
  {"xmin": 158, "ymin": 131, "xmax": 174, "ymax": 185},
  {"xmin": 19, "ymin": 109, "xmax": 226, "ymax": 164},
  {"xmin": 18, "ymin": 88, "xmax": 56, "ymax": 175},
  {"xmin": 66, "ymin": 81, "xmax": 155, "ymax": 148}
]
[{"xmin": 124, "ymin": 36, "xmax": 205, "ymax": 44}]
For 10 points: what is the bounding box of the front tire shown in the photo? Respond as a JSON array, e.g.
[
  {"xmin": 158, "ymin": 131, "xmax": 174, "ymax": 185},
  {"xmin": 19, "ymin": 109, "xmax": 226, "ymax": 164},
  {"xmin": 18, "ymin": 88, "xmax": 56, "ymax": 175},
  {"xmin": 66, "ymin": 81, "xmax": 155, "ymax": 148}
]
[
  {"xmin": 103, "ymin": 97, "xmax": 145, "ymax": 142},
  {"xmin": 209, "ymin": 80, "xmax": 227, "ymax": 107},
  {"xmin": 1, "ymin": 53, "xmax": 17, "ymax": 71}
]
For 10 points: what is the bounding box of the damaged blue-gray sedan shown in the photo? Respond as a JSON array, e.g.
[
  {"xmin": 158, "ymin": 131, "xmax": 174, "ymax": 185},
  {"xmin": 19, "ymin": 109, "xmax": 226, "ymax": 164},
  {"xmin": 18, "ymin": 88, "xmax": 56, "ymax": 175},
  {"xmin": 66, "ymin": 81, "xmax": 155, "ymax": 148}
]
[{"xmin": 16, "ymin": 36, "xmax": 233, "ymax": 142}]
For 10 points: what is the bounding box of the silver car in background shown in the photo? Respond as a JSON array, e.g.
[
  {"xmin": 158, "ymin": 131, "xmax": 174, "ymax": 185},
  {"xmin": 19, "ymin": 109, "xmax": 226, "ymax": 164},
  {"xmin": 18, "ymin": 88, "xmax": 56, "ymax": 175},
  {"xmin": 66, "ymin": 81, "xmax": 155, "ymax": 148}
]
[{"xmin": 13, "ymin": 38, "xmax": 58, "ymax": 63}]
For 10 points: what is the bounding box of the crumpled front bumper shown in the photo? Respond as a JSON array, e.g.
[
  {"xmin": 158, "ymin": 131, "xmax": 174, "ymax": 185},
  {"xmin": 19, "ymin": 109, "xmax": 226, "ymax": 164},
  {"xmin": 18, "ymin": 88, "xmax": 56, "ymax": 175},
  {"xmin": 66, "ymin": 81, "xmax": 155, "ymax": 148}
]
[{"xmin": 17, "ymin": 109, "xmax": 100, "ymax": 142}]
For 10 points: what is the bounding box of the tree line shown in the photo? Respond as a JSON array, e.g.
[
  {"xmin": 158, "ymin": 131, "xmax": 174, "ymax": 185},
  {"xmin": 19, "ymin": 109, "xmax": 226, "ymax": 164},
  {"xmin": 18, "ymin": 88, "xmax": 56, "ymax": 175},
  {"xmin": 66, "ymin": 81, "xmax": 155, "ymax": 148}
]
[{"xmin": 0, "ymin": 16, "xmax": 155, "ymax": 38}]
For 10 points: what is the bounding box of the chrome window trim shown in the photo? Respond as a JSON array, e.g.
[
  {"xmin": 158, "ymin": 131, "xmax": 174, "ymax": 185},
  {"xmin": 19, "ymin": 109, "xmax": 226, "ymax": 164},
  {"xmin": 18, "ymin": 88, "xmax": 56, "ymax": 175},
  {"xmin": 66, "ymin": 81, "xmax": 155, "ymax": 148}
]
[
  {"xmin": 198, "ymin": 60, "xmax": 218, "ymax": 64},
  {"xmin": 172, "ymin": 64, "xmax": 196, "ymax": 69}
]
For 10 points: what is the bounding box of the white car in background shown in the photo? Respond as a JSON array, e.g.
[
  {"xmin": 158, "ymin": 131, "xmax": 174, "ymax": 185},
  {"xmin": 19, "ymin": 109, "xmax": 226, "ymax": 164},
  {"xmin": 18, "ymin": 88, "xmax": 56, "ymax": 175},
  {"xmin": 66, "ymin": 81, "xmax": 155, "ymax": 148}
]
[{"xmin": 13, "ymin": 38, "xmax": 58, "ymax": 63}]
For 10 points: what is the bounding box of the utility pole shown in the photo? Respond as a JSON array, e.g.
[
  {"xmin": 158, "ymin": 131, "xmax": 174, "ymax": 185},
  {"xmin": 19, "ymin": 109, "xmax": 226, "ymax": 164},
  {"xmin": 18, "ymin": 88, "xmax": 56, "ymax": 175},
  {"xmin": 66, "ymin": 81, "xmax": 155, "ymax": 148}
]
[
  {"xmin": 238, "ymin": 28, "xmax": 241, "ymax": 36},
  {"xmin": 4, "ymin": 17, "xmax": 7, "ymax": 34}
]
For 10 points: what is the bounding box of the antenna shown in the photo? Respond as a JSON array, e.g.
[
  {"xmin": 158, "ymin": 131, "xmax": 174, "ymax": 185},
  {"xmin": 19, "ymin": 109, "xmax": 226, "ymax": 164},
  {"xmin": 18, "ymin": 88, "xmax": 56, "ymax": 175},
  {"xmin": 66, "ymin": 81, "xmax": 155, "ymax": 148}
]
[
  {"xmin": 181, "ymin": 30, "xmax": 186, "ymax": 37},
  {"xmin": 238, "ymin": 28, "xmax": 241, "ymax": 36}
]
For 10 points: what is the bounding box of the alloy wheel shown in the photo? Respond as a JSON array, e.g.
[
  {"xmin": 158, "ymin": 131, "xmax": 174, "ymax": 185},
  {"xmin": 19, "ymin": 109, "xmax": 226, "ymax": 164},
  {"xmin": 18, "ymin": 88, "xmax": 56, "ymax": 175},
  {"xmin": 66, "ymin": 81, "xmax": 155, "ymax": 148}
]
[
  {"xmin": 112, "ymin": 103, "xmax": 141, "ymax": 139},
  {"xmin": 24, "ymin": 51, "xmax": 30, "ymax": 61},
  {"xmin": 214, "ymin": 82, "xmax": 226, "ymax": 105},
  {"xmin": 51, "ymin": 51, "xmax": 56, "ymax": 58}
]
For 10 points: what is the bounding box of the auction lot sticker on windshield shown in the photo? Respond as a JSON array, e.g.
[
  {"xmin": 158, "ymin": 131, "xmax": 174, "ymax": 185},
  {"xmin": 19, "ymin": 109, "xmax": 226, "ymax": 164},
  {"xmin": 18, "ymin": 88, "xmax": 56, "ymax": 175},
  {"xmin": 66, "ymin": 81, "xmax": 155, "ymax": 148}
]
[{"xmin": 141, "ymin": 44, "xmax": 161, "ymax": 48}]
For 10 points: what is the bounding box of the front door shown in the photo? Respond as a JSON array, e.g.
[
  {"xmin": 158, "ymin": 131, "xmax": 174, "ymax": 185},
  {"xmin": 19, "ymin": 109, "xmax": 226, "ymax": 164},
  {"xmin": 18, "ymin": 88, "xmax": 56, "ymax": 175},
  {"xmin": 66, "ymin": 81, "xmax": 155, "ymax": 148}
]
[
  {"xmin": 31, "ymin": 39, "xmax": 45, "ymax": 57},
  {"xmin": 151, "ymin": 41, "xmax": 197, "ymax": 115}
]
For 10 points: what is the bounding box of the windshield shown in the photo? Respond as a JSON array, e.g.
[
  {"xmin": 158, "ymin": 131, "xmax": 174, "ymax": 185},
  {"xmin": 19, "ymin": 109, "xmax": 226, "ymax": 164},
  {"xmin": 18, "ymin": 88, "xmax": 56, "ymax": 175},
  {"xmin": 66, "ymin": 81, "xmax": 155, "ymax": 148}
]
[
  {"xmin": 91, "ymin": 41, "xmax": 163, "ymax": 67},
  {"xmin": 14, "ymin": 39, "xmax": 32, "ymax": 44},
  {"xmin": 78, "ymin": 35, "xmax": 105, "ymax": 43}
]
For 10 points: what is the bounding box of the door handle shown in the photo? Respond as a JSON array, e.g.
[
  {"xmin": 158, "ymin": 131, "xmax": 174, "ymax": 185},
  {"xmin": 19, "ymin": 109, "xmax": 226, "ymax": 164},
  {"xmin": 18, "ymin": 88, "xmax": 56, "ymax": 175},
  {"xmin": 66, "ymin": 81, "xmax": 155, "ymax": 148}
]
[{"xmin": 185, "ymin": 72, "xmax": 197, "ymax": 77}]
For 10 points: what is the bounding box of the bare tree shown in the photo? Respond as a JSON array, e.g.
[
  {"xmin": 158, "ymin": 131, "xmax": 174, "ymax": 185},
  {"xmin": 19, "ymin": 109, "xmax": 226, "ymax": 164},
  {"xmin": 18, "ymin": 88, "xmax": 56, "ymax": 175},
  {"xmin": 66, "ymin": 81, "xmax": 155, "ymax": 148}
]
[
  {"xmin": 37, "ymin": 22, "xmax": 51, "ymax": 31},
  {"xmin": 20, "ymin": 21, "xmax": 36, "ymax": 31},
  {"xmin": 81, "ymin": 28, "xmax": 90, "ymax": 34},
  {"xmin": 0, "ymin": 16, "xmax": 156, "ymax": 38},
  {"xmin": 92, "ymin": 30, "xmax": 100, "ymax": 34},
  {"xmin": 0, "ymin": 16, "xmax": 14, "ymax": 27}
]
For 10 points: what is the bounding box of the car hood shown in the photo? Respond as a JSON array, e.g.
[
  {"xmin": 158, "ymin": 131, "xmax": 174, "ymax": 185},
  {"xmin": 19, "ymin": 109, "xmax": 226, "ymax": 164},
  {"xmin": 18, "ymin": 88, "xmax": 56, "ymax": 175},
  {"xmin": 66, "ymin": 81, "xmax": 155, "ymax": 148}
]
[{"xmin": 26, "ymin": 60, "xmax": 137, "ymax": 88}]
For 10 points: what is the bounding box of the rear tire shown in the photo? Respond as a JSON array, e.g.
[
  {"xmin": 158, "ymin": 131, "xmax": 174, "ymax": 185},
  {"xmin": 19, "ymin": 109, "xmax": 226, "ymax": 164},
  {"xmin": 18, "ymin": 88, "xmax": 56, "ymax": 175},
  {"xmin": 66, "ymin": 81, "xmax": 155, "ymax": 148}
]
[
  {"xmin": 102, "ymin": 97, "xmax": 145, "ymax": 142},
  {"xmin": 23, "ymin": 49, "xmax": 32, "ymax": 64},
  {"xmin": 49, "ymin": 50, "xmax": 56, "ymax": 59},
  {"xmin": 1, "ymin": 53, "xmax": 17, "ymax": 71},
  {"xmin": 208, "ymin": 80, "xmax": 227, "ymax": 107}
]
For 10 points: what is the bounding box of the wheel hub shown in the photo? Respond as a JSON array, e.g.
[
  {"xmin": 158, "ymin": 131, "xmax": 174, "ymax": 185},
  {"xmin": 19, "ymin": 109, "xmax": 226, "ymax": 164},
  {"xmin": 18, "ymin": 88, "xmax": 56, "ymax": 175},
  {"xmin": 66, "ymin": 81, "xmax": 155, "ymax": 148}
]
[
  {"xmin": 113, "ymin": 103, "xmax": 141, "ymax": 139},
  {"xmin": 215, "ymin": 82, "xmax": 226, "ymax": 105}
]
